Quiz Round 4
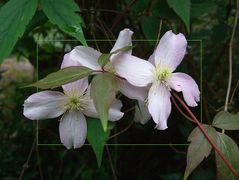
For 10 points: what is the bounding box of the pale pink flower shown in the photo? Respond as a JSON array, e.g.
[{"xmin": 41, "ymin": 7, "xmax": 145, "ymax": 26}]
[
  {"xmin": 68, "ymin": 28, "xmax": 147, "ymax": 101},
  {"xmin": 113, "ymin": 30, "xmax": 200, "ymax": 130},
  {"xmin": 23, "ymin": 55, "xmax": 124, "ymax": 149}
]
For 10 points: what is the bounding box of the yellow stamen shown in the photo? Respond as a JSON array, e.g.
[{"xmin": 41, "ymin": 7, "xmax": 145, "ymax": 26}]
[{"xmin": 154, "ymin": 65, "xmax": 171, "ymax": 82}]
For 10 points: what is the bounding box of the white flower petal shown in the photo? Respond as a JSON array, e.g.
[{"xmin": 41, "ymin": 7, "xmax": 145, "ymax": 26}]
[
  {"xmin": 148, "ymin": 83, "xmax": 171, "ymax": 130},
  {"xmin": 59, "ymin": 110, "xmax": 87, "ymax": 149},
  {"xmin": 119, "ymin": 79, "xmax": 148, "ymax": 101},
  {"xmin": 62, "ymin": 78, "xmax": 88, "ymax": 97},
  {"xmin": 69, "ymin": 46, "xmax": 101, "ymax": 70},
  {"xmin": 154, "ymin": 30, "xmax": 187, "ymax": 71},
  {"xmin": 83, "ymin": 99, "xmax": 124, "ymax": 121},
  {"xmin": 148, "ymin": 53, "xmax": 155, "ymax": 65},
  {"xmin": 108, "ymin": 99, "xmax": 124, "ymax": 121},
  {"xmin": 111, "ymin": 28, "xmax": 133, "ymax": 54},
  {"xmin": 134, "ymin": 100, "xmax": 151, "ymax": 125},
  {"xmin": 23, "ymin": 91, "xmax": 67, "ymax": 120},
  {"xmin": 82, "ymin": 100, "xmax": 98, "ymax": 117},
  {"xmin": 168, "ymin": 72, "xmax": 200, "ymax": 107},
  {"xmin": 113, "ymin": 53, "xmax": 155, "ymax": 87},
  {"xmin": 60, "ymin": 53, "xmax": 89, "ymax": 96},
  {"xmin": 61, "ymin": 53, "xmax": 81, "ymax": 69}
]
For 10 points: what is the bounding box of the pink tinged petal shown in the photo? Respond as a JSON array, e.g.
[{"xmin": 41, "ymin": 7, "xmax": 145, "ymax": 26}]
[
  {"xmin": 82, "ymin": 100, "xmax": 98, "ymax": 118},
  {"xmin": 168, "ymin": 72, "xmax": 200, "ymax": 107},
  {"xmin": 83, "ymin": 99, "xmax": 124, "ymax": 121},
  {"xmin": 69, "ymin": 46, "xmax": 101, "ymax": 70},
  {"xmin": 110, "ymin": 28, "xmax": 133, "ymax": 54},
  {"xmin": 62, "ymin": 78, "xmax": 89, "ymax": 97},
  {"xmin": 148, "ymin": 83, "xmax": 171, "ymax": 130},
  {"xmin": 23, "ymin": 91, "xmax": 67, "ymax": 120},
  {"xmin": 113, "ymin": 53, "xmax": 155, "ymax": 87},
  {"xmin": 154, "ymin": 30, "xmax": 187, "ymax": 71},
  {"xmin": 59, "ymin": 110, "xmax": 87, "ymax": 149},
  {"xmin": 61, "ymin": 53, "xmax": 81, "ymax": 69},
  {"xmin": 108, "ymin": 99, "xmax": 124, "ymax": 121},
  {"xmin": 134, "ymin": 100, "xmax": 151, "ymax": 125},
  {"xmin": 118, "ymin": 79, "xmax": 148, "ymax": 101},
  {"xmin": 148, "ymin": 53, "xmax": 155, "ymax": 65}
]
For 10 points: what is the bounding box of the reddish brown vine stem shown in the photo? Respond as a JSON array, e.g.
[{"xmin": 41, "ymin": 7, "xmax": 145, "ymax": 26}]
[{"xmin": 172, "ymin": 92, "xmax": 239, "ymax": 178}]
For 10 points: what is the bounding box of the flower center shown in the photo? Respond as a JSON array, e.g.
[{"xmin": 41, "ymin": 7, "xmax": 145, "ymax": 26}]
[
  {"xmin": 154, "ymin": 65, "xmax": 171, "ymax": 82},
  {"xmin": 67, "ymin": 95, "xmax": 90, "ymax": 111},
  {"xmin": 67, "ymin": 97, "xmax": 81, "ymax": 110}
]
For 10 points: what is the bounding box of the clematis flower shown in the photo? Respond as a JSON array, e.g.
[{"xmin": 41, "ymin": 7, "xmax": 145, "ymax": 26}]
[
  {"xmin": 23, "ymin": 55, "xmax": 124, "ymax": 149},
  {"xmin": 112, "ymin": 30, "xmax": 200, "ymax": 130},
  {"xmin": 69, "ymin": 28, "xmax": 147, "ymax": 101}
]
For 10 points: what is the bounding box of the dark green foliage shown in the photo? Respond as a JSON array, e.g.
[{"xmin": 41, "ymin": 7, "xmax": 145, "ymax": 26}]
[{"xmin": 0, "ymin": 0, "xmax": 38, "ymax": 64}]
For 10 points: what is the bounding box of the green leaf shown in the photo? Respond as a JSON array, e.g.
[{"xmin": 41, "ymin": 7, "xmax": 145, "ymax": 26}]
[
  {"xmin": 141, "ymin": 16, "xmax": 161, "ymax": 40},
  {"xmin": 26, "ymin": 66, "xmax": 93, "ymax": 89},
  {"xmin": 87, "ymin": 117, "xmax": 114, "ymax": 167},
  {"xmin": 98, "ymin": 53, "xmax": 111, "ymax": 67},
  {"xmin": 98, "ymin": 45, "xmax": 133, "ymax": 68},
  {"xmin": 152, "ymin": 0, "xmax": 178, "ymax": 19},
  {"xmin": 191, "ymin": 1, "xmax": 217, "ymax": 18},
  {"xmin": 167, "ymin": 0, "xmax": 190, "ymax": 32},
  {"xmin": 212, "ymin": 111, "xmax": 239, "ymax": 130},
  {"xmin": 184, "ymin": 125, "xmax": 217, "ymax": 179},
  {"xmin": 0, "ymin": 0, "xmax": 38, "ymax": 64},
  {"xmin": 25, "ymin": 10, "xmax": 48, "ymax": 34},
  {"xmin": 215, "ymin": 132, "xmax": 239, "ymax": 180},
  {"xmin": 40, "ymin": 0, "xmax": 87, "ymax": 46},
  {"xmin": 112, "ymin": 45, "xmax": 134, "ymax": 53},
  {"xmin": 91, "ymin": 73, "xmax": 119, "ymax": 131}
]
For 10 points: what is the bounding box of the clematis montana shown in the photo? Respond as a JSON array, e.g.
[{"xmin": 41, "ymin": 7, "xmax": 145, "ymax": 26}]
[
  {"xmin": 23, "ymin": 55, "xmax": 124, "ymax": 149},
  {"xmin": 113, "ymin": 30, "xmax": 200, "ymax": 130},
  {"xmin": 69, "ymin": 28, "xmax": 147, "ymax": 101}
]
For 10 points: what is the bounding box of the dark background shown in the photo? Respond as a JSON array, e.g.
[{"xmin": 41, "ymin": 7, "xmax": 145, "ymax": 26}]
[{"xmin": 0, "ymin": 0, "xmax": 238, "ymax": 179}]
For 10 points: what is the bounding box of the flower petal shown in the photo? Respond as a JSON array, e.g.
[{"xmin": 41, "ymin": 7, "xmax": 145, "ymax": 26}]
[
  {"xmin": 148, "ymin": 83, "xmax": 171, "ymax": 130},
  {"xmin": 110, "ymin": 28, "xmax": 133, "ymax": 54},
  {"xmin": 134, "ymin": 100, "xmax": 151, "ymax": 125},
  {"xmin": 119, "ymin": 79, "xmax": 148, "ymax": 101},
  {"xmin": 69, "ymin": 46, "xmax": 101, "ymax": 70},
  {"xmin": 154, "ymin": 30, "xmax": 187, "ymax": 71},
  {"xmin": 59, "ymin": 110, "xmax": 87, "ymax": 149},
  {"xmin": 23, "ymin": 91, "xmax": 67, "ymax": 120},
  {"xmin": 83, "ymin": 88, "xmax": 124, "ymax": 122},
  {"xmin": 63, "ymin": 78, "xmax": 89, "ymax": 97},
  {"xmin": 113, "ymin": 53, "xmax": 155, "ymax": 87},
  {"xmin": 108, "ymin": 99, "xmax": 124, "ymax": 121},
  {"xmin": 61, "ymin": 53, "xmax": 80, "ymax": 69},
  {"xmin": 60, "ymin": 53, "xmax": 89, "ymax": 96},
  {"xmin": 148, "ymin": 53, "xmax": 155, "ymax": 65},
  {"xmin": 168, "ymin": 72, "xmax": 200, "ymax": 107}
]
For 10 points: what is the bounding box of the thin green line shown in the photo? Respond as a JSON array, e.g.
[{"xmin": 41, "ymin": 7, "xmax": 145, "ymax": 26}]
[
  {"xmin": 37, "ymin": 39, "xmax": 202, "ymax": 42},
  {"xmin": 37, "ymin": 143, "xmax": 189, "ymax": 146},
  {"xmin": 105, "ymin": 144, "xmax": 189, "ymax": 146},
  {"xmin": 200, "ymin": 40, "xmax": 203, "ymax": 123},
  {"xmin": 36, "ymin": 39, "xmax": 202, "ymax": 147},
  {"xmin": 38, "ymin": 143, "xmax": 63, "ymax": 146},
  {"xmin": 36, "ymin": 40, "xmax": 39, "ymax": 145}
]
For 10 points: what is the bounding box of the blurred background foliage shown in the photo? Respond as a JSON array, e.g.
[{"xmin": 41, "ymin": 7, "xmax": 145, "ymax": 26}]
[{"xmin": 0, "ymin": 0, "xmax": 238, "ymax": 179}]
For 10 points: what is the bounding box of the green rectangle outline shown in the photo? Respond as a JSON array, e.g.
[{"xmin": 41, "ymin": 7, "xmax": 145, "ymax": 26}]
[{"xmin": 36, "ymin": 39, "xmax": 203, "ymax": 147}]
